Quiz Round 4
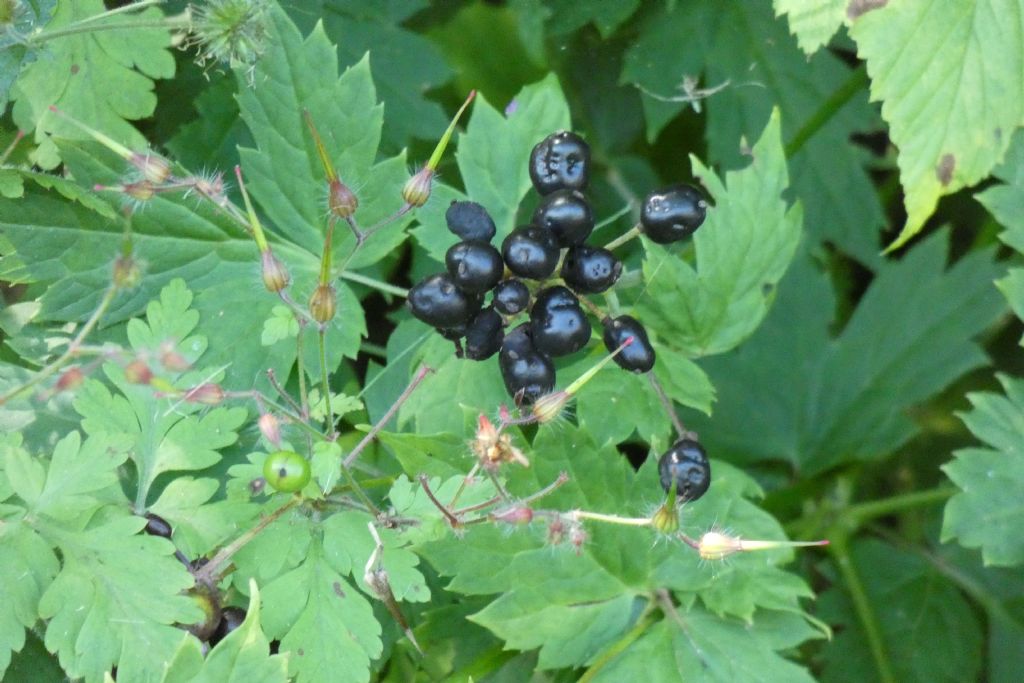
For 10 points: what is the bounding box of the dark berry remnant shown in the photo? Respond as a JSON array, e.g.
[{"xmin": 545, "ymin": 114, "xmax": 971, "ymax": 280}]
[{"xmin": 446, "ymin": 200, "xmax": 497, "ymax": 242}]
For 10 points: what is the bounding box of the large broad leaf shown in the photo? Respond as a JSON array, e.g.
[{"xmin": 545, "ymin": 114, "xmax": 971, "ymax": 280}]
[
  {"xmin": 635, "ymin": 109, "xmax": 802, "ymax": 358},
  {"xmin": 848, "ymin": 0, "xmax": 1024, "ymax": 249},
  {"xmin": 685, "ymin": 231, "xmax": 1005, "ymax": 475},
  {"xmin": 818, "ymin": 539, "xmax": 983, "ymax": 683},
  {"xmin": 622, "ymin": 2, "xmax": 883, "ymax": 266},
  {"xmin": 11, "ymin": 0, "xmax": 175, "ymax": 169},
  {"xmin": 942, "ymin": 375, "xmax": 1024, "ymax": 566},
  {"xmin": 413, "ymin": 426, "xmax": 823, "ymax": 678},
  {"xmin": 0, "ymin": 0, "xmax": 55, "ymax": 113}
]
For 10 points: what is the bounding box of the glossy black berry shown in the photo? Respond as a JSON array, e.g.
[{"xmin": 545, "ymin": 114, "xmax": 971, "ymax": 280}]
[
  {"xmin": 532, "ymin": 189, "xmax": 594, "ymax": 247},
  {"xmin": 530, "ymin": 286, "xmax": 591, "ymax": 357},
  {"xmin": 529, "ymin": 131, "xmax": 591, "ymax": 195},
  {"xmin": 602, "ymin": 315, "xmax": 655, "ymax": 373},
  {"xmin": 408, "ymin": 273, "xmax": 480, "ymax": 328},
  {"xmin": 446, "ymin": 200, "xmax": 496, "ymax": 242},
  {"xmin": 658, "ymin": 439, "xmax": 710, "ymax": 502},
  {"xmin": 210, "ymin": 606, "xmax": 247, "ymax": 647},
  {"xmin": 640, "ymin": 184, "xmax": 708, "ymax": 244},
  {"xmin": 143, "ymin": 512, "xmax": 173, "ymax": 539},
  {"xmin": 464, "ymin": 308, "xmax": 504, "ymax": 361},
  {"xmin": 502, "ymin": 226, "xmax": 559, "ymax": 280},
  {"xmin": 492, "ymin": 279, "xmax": 530, "ymax": 316},
  {"xmin": 561, "ymin": 245, "xmax": 622, "ymax": 293},
  {"xmin": 445, "ymin": 240, "xmax": 504, "ymax": 294},
  {"xmin": 499, "ymin": 324, "xmax": 556, "ymax": 404}
]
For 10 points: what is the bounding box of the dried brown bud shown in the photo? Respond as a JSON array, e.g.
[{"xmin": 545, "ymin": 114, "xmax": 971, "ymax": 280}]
[
  {"xmin": 124, "ymin": 359, "xmax": 153, "ymax": 385},
  {"xmin": 184, "ymin": 382, "xmax": 225, "ymax": 405},
  {"xmin": 328, "ymin": 179, "xmax": 358, "ymax": 219},
  {"xmin": 258, "ymin": 412, "xmax": 282, "ymax": 448},
  {"xmin": 261, "ymin": 250, "xmax": 290, "ymax": 293},
  {"xmin": 492, "ymin": 505, "xmax": 533, "ymax": 525},
  {"xmin": 56, "ymin": 367, "xmax": 85, "ymax": 392},
  {"xmin": 470, "ymin": 414, "xmax": 529, "ymax": 469},
  {"xmin": 131, "ymin": 153, "xmax": 172, "ymax": 184},
  {"xmin": 308, "ymin": 283, "xmax": 336, "ymax": 324}
]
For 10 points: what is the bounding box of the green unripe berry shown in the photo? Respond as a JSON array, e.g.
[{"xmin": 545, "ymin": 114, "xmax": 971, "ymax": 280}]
[{"xmin": 262, "ymin": 450, "xmax": 311, "ymax": 493}]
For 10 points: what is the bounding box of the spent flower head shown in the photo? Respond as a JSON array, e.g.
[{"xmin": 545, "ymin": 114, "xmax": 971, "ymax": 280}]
[
  {"xmin": 188, "ymin": 0, "xmax": 270, "ymax": 83},
  {"xmin": 471, "ymin": 414, "xmax": 529, "ymax": 469}
]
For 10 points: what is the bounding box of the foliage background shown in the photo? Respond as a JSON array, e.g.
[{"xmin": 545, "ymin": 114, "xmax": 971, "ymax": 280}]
[{"xmin": 1, "ymin": 0, "xmax": 1023, "ymax": 681}]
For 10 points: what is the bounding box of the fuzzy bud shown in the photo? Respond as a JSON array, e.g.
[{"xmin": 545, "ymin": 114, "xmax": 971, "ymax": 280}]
[
  {"xmin": 124, "ymin": 359, "xmax": 153, "ymax": 385},
  {"xmin": 258, "ymin": 412, "xmax": 282, "ymax": 448},
  {"xmin": 131, "ymin": 153, "xmax": 172, "ymax": 184},
  {"xmin": 649, "ymin": 501, "xmax": 679, "ymax": 535},
  {"xmin": 158, "ymin": 342, "xmax": 191, "ymax": 372},
  {"xmin": 261, "ymin": 250, "xmax": 290, "ymax": 293},
  {"xmin": 547, "ymin": 516, "xmax": 566, "ymax": 545},
  {"xmin": 56, "ymin": 366, "xmax": 85, "ymax": 392},
  {"xmin": 112, "ymin": 254, "xmax": 142, "ymax": 289},
  {"xmin": 471, "ymin": 414, "xmax": 530, "ymax": 469},
  {"xmin": 401, "ymin": 167, "xmax": 434, "ymax": 208},
  {"xmin": 530, "ymin": 390, "xmax": 569, "ymax": 424},
  {"xmin": 123, "ymin": 180, "xmax": 156, "ymax": 202},
  {"xmin": 308, "ymin": 284, "xmax": 336, "ymax": 324},
  {"xmin": 328, "ymin": 179, "xmax": 358, "ymax": 219},
  {"xmin": 569, "ymin": 522, "xmax": 588, "ymax": 555},
  {"xmin": 492, "ymin": 505, "xmax": 533, "ymax": 525},
  {"xmin": 184, "ymin": 382, "xmax": 225, "ymax": 405},
  {"xmin": 696, "ymin": 531, "xmax": 829, "ymax": 561}
]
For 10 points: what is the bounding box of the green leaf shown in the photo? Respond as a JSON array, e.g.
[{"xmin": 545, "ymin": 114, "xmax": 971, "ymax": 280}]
[
  {"xmin": 149, "ymin": 477, "xmax": 256, "ymax": 560},
  {"xmin": 543, "ymin": 0, "xmax": 641, "ymax": 37},
  {"xmin": 236, "ymin": 8, "xmax": 411, "ymax": 269},
  {"xmin": 27, "ymin": 431, "xmax": 131, "ymax": 521},
  {"xmin": 0, "ymin": 522, "xmax": 59, "ymax": 679},
  {"xmin": 0, "ymin": 0, "xmax": 55, "ymax": 113},
  {"xmin": 636, "ymin": 109, "xmax": 802, "ymax": 357},
  {"xmin": 415, "ymin": 426, "xmax": 821, "ymax": 673},
  {"xmin": 978, "ymin": 128, "xmax": 1024, "ymax": 327},
  {"xmin": 165, "ymin": 75, "xmax": 246, "ymax": 171},
  {"xmin": 11, "ymin": 0, "xmax": 175, "ymax": 169},
  {"xmin": 161, "ymin": 581, "xmax": 288, "ymax": 683},
  {"xmin": 412, "ymin": 75, "xmax": 571, "ymax": 262},
  {"xmin": 686, "ymin": 233, "xmax": 1005, "ymax": 474},
  {"xmin": 848, "ymin": 0, "xmax": 1024, "ymax": 249},
  {"xmin": 622, "ymin": 2, "xmax": 883, "ymax": 265},
  {"xmin": 818, "ymin": 539, "xmax": 983, "ymax": 683},
  {"xmin": 943, "ymin": 374, "xmax": 1024, "ymax": 566},
  {"xmin": 773, "ymin": 0, "xmax": 846, "ymax": 54},
  {"xmin": 38, "ymin": 516, "xmax": 199, "ymax": 683}
]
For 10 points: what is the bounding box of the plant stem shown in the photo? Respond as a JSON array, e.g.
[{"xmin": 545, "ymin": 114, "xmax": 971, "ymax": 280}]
[
  {"xmin": 784, "ymin": 65, "xmax": 869, "ymax": 158},
  {"xmin": 29, "ymin": 12, "xmax": 191, "ymax": 45},
  {"xmin": 578, "ymin": 603, "xmax": 657, "ymax": 683},
  {"xmin": 0, "ymin": 130, "xmax": 25, "ymax": 164},
  {"xmin": 572, "ymin": 510, "xmax": 652, "ymax": 527},
  {"xmin": 648, "ymin": 373, "xmax": 686, "ymax": 439},
  {"xmin": 845, "ymin": 486, "xmax": 955, "ymax": 525},
  {"xmin": 295, "ymin": 325, "xmax": 309, "ymax": 419},
  {"xmin": 318, "ymin": 329, "xmax": 333, "ymax": 436},
  {"xmin": 340, "ymin": 271, "xmax": 409, "ymax": 298},
  {"xmin": 196, "ymin": 496, "xmax": 301, "ymax": 584},
  {"xmin": 0, "ymin": 284, "xmax": 117, "ymax": 405},
  {"xmin": 829, "ymin": 534, "xmax": 897, "ymax": 683},
  {"xmin": 418, "ymin": 475, "xmax": 462, "ymax": 528},
  {"xmin": 343, "ymin": 364, "xmax": 432, "ymax": 467},
  {"xmin": 604, "ymin": 224, "xmax": 642, "ymax": 251}
]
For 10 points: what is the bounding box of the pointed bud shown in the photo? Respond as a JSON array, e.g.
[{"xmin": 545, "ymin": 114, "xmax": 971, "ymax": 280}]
[
  {"xmin": 189, "ymin": 172, "xmax": 227, "ymax": 206},
  {"xmin": 258, "ymin": 412, "xmax": 282, "ymax": 448},
  {"xmin": 328, "ymin": 179, "xmax": 358, "ymax": 219},
  {"xmin": 56, "ymin": 366, "xmax": 85, "ymax": 392},
  {"xmin": 569, "ymin": 522, "xmax": 588, "ymax": 555},
  {"xmin": 184, "ymin": 382, "xmax": 225, "ymax": 405},
  {"xmin": 131, "ymin": 153, "xmax": 172, "ymax": 184},
  {"xmin": 696, "ymin": 531, "xmax": 829, "ymax": 561},
  {"xmin": 112, "ymin": 254, "xmax": 141, "ymax": 289},
  {"xmin": 261, "ymin": 250, "xmax": 290, "ymax": 293},
  {"xmin": 309, "ymin": 283, "xmax": 336, "ymax": 324},
  {"xmin": 124, "ymin": 360, "xmax": 153, "ymax": 385},
  {"xmin": 547, "ymin": 516, "xmax": 566, "ymax": 545},
  {"xmin": 123, "ymin": 180, "xmax": 156, "ymax": 202},
  {"xmin": 649, "ymin": 501, "xmax": 679, "ymax": 535},
  {"xmin": 401, "ymin": 167, "xmax": 434, "ymax": 208},
  {"xmin": 159, "ymin": 345, "xmax": 191, "ymax": 372}
]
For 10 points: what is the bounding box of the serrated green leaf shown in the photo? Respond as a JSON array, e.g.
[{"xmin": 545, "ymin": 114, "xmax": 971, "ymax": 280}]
[
  {"xmin": 38, "ymin": 515, "xmax": 199, "ymax": 683},
  {"xmin": 978, "ymin": 128, "xmax": 1024, "ymax": 330},
  {"xmin": 544, "ymin": 0, "xmax": 641, "ymax": 37},
  {"xmin": 165, "ymin": 75, "xmax": 246, "ymax": 171},
  {"xmin": 376, "ymin": 431, "xmax": 470, "ymax": 480},
  {"xmin": 687, "ymin": 233, "xmax": 1005, "ymax": 474},
  {"xmin": 236, "ymin": 8, "xmax": 412, "ymax": 270},
  {"xmin": 818, "ymin": 539, "xmax": 983, "ymax": 683},
  {"xmin": 636, "ymin": 109, "xmax": 802, "ymax": 357},
  {"xmin": 261, "ymin": 305, "xmax": 299, "ymax": 346},
  {"xmin": 11, "ymin": 0, "xmax": 175, "ymax": 169},
  {"xmin": 0, "ymin": 521, "xmax": 59, "ymax": 679},
  {"xmin": 30, "ymin": 431, "xmax": 130, "ymax": 521},
  {"xmin": 149, "ymin": 477, "xmax": 256, "ymax": 559},
  {"xmin": 848, "ymin": 0, "xmax": 1024, "ymax": 249},
  {"xmin": 622, "ymin": 2, "xmax": 883, "ymax": 265},
  {"xmin": 942, "ymin": 374, "xmax": 1024, "ymax": 566},
  {"xmin": 773, "ymin": 0, "xmax": 846, "ymax": 54}
]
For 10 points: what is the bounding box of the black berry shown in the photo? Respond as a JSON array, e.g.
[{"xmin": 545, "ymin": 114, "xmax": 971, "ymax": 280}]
[
  {"xmin": 561, "ymin": 245, "xmax": 622, "ymax": 293},
  {"xmin": 492, "ymin": 279, "xmax": 530, "ymax": 316},
  {"xmin": 532, "ymin": 189, "xmax": 594, "ymax": 247},
  {"xmin": 640, "ymin": 184, "xmax": 708, "ymax": 244},
  {"xmin": 445, "ymin": 240, "xmax": 504, "ymax": 294},
  {"xmin": 408, "ymin": 273, "xmax": 480, "ymax": 328},
  {"xmin": 210, "ymin": 606, "xmax": 247, "ymax": 647},
  {"xmin": 658, "ymin": 439, "xmax": 710, "ymax": 502},
  {"xmin": 529, "ymin": 131, "xmax": 591, "ymax": 195},
  {"xmin": 464, "ymin": 308, "xmax": 504, "ymax": 361},
  {"xmin": 602, "ymin": 315, "xmax": 655, "ymax": 373},
  {"xmin": 499, "ymin": 324, "xmax": 555, "ymax": 404},
  {"xmin": 502, "ymin": 226, "xmax": 559, "ymax": 280},
  {"xmin": 530, "ymin": 286, "xmax": 591, "ymax": 357},
  {"xmin": 446, "ymin": 200, "xmax": 496, "ymax": 242},
  {"xmin": 143, "ymin": 513, "xmax": 173, "ymax": 539}
]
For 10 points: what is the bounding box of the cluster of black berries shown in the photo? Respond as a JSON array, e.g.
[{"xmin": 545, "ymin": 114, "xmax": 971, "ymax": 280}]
[{"xmin": 408, "ymin": 130, "xmax": 708, "ymax": 405}]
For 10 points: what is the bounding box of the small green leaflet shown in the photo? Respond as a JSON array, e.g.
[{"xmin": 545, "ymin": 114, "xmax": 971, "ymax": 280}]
[
  {"xmin": 636, "ymin": 108, "xmax": 802, "ymax": 358},
  {"xmin": 11, "ymin": 0, "xmax": 175, "ymax": 169},
  {"xmin": 773, "ymin": 0, "xmax": 846, "ymax": 54}
]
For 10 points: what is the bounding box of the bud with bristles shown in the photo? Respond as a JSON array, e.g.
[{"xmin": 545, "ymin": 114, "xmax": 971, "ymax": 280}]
[
  {"xmin": 303, "ymin": 110, "xmax": 359, "ymax": 220},
  {"xmin": 132, "ymin": 153, "xmax": 172, "ymax": 184},
  {"xmin": 649, "ymin": 501, "xmax": 679, "ymax": 535},
  {"xmin": 309, "ymin": 284, "xmax": 336, "ymax": 324},
  {"xmin": 547, "ymin": 516, "xmax": 566, "ymax": 545},
  {"xmin": 492, "ymin": 505, "xmax": 533, "ymax": 525},
  {"xmin": 184, "ymin": 382, "xmax": 226, "ymax": 405},
  {"xmin": 531, "ymin": 335, "xmax": 634, "ymax": 423},
  {"xmin": 124, "ymin": 360, "xmax": 153, "ymax": 385},
  {"xmin": 56, "ymin": 367, "xmax": 85, "ymax": 393},
  {"xmin": 258, "ymin": 412, "xmax": 282, "ymax": 448},
  {"xmin": 569, "ymin": 521, "xmax": 588, "ymax": 554},
  {"xmin": 159, "ymin": 343, "xmax": 191, "ymax": 372},
  {"xmin": 402, "ymin": 90, "xmax": 476, "ymax": 209},
  {"xmin": 470, "ymin": 414, "xmax": 529, "ymax": 469},
  {"xmin": 696, "ymin": 531, "xmax": 829, "ymax": 561},
  {"xmin": 261, "ymin": 250, "xmax": 290, "ymax": 293},
  {"xmin": 112, "ymin": 254, "xmax": 142, "ymax": 289}
]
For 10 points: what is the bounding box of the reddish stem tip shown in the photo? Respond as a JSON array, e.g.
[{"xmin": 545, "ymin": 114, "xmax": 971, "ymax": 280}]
[
  {"xmin": 624, "ymin": 335, "xmax": 635, "ymax": 346},
  {"xmin": 233, "ymin": 165, "xmax": 244, "ymax": 181},
  {"xmin": 93, "ymin": 184, "xmax": 107, "ymax": 191},
  {"xmin": 48, "ymin": 105, "xmax": 59, "ymax": 113}
]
